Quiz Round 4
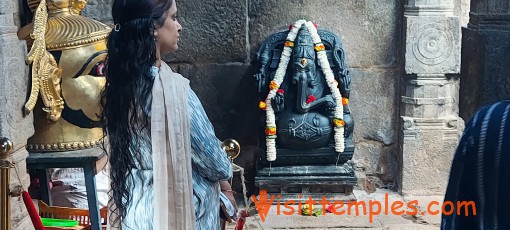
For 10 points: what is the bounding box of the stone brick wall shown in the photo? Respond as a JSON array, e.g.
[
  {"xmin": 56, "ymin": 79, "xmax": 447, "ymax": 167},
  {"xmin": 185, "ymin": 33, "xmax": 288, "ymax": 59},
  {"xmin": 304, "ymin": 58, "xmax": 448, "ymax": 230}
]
[
  {"xmin": 82, "ymin": 0, "xmax": 113, "ymax": 25},
  {"xmin": 80, "ymin": 0, "xmax": 405, "ymax": 192},
  {"xmin": 0, "ymin": 0, "xmax": 474, "ymax": 227},
  {"xmin": 81, "ymin": 0, "xmax": 471, "ymax": 194},
  {"xmin": 459, "ymin": 0, "xmax": 510, "ymax": 121}
]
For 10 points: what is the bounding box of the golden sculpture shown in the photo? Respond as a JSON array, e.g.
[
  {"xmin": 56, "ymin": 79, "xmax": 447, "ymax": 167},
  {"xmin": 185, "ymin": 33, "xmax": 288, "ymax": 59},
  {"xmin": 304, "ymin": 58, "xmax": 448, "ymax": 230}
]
[{"xmin": 18, "ymin": 0, "xmax": 110, "ymax": 151}]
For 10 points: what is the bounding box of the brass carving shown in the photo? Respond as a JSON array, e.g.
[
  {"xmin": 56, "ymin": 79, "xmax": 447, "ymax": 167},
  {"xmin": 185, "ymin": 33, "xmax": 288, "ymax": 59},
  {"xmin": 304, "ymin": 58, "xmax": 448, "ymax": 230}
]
[
  {"xmin": 25, "ymin": 0, "xmax": 64, "ymax": 121},
  {"xmin": 27, "ymin": 139, "xmax": 102, "ymax": 151},
  {"xmin": 19, "ymin": 0, "xmax": 110, "ymax": 151}
]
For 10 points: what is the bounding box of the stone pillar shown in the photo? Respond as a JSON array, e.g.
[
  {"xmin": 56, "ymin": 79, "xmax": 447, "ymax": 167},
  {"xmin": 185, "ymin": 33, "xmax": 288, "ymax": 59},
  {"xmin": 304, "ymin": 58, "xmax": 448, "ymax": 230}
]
[
  {"xmin": 400, "ymin": 0, "xmax": 463, "ymax": 196},
  {"xmin": 0, "ymin": 0, "xmax": 34, "ymax": 229},
  {"xmin": 455, "ymin": 0, "xmax": 471, "ymax": 27},
  {"xmin": 459, "ymin": 0, "xmax": 510, "ymax": 120}
]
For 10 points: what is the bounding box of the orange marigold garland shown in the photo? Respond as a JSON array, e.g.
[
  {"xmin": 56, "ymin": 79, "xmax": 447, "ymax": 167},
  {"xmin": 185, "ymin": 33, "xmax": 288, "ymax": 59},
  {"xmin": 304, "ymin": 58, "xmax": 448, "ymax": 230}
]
[
  {"xmin": 314, "ymin": 43, "xmax": 325, "ymax": 52},
  {"xmin": 332, "ymin": 118, "xmax": 345, "ymax": 127},
  {"xmin": 269, "ymin": 81, "xmax": 279, "ymax": 90},
  {"xmin": 263, "ymin": 20, "xmax": 306, "ymax": 161},
  {"xmin": 259, "ymin": 101, "xmax": 267, "ymax": 110},
  {"xmin": 265, "ymin": 127, "xmax": 277, "ymax": 136},
  {"xmin": 342, "ymin": 97, "xmax": 348, "ymax": 106},
  {"xmin": 306, "ymin": 21, "xmax": 345, "ymax": 153}
]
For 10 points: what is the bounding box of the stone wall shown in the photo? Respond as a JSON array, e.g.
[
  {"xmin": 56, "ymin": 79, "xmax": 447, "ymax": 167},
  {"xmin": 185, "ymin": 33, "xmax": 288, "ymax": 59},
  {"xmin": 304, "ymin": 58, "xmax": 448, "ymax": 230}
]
[
  {"xmin": 1, "ymin": 0, "xmax": 33, "ymax": 229},
  {"xmin": 0, "ymin": 0, "xmax": 474, "ymax": 227},
  {"xmin": 81, "ymin": 0, "xmax": 405, "ymax": 192},
  {"xmin": 188, "ymin": 0, "xmax": 402, "ymax": 191},
  {"xmin": 82, "ymin": 0, "xmax": 113, "ymax": 25},
  {"xmin": 81, "ymin": 0, "xmax": 469, "ymax": 195},
  {"xmin": 459, "ymin": 0, "xmax": 510, "ymax": 121}
]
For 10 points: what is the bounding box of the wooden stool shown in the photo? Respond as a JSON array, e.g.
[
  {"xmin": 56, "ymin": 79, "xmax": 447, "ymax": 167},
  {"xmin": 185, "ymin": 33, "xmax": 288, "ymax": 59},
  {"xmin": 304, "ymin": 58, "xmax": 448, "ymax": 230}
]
[{"xmin": 27, "ymin": 147, "xmax": 106, "ymax": 230}]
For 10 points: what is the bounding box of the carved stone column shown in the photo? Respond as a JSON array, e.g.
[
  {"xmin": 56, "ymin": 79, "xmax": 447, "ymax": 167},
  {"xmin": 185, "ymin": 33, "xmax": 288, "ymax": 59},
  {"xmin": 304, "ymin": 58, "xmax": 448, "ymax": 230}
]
[
  {"xmin": 0, "ymin": 0, "xmax": 34, "ymax": 229},
  {"xmin": 400, "ymin": 0, "xmax": 463, "ymax": 196},
  {"xmin": 459, "ymin": 0, "xmax": 510, "ymax": 120}
]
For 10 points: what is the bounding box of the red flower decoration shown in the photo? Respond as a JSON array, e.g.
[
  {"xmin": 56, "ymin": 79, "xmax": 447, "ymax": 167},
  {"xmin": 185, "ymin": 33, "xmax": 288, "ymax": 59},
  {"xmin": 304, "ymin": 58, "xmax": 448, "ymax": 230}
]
[
  {"xmin": 265, "ymin": 127, "xmax": 277, "ymax": 136},
  {"xmin": 288, "ymin": 24, "xmax": 293, "ymax": 30},
  {"xmin": 306, "ymin": 95, "xmax": 316, "ymax": 104},
  {"xmin": 277, "ymin": 89, "xmax": 285, "ymax": 94},
  {"xmin": 326, "ymin": 204, "xmax": 334, "ymax": 213}
]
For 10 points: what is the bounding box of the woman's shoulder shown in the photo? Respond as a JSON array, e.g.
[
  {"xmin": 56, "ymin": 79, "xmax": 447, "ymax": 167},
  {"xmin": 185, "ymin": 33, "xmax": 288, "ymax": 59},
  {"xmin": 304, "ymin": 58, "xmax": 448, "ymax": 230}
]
[{"xmin": 159, "ymin": 62, "xmax": 190, "ymax": 84}]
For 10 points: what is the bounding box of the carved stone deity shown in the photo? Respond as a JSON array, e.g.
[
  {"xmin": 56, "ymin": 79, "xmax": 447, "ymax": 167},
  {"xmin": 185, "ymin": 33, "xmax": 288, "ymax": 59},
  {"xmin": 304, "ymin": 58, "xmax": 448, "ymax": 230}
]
[
  {"xmin": 254, "ymin": 23, "xmax": 356, "ymax": 195},
  {"xmin": 18, "ymin": 0, "xmax": 109, "ymax": 151},
  {"xmin": 255, "ymin": 24, "xmax": 354, "ymax": 165}
]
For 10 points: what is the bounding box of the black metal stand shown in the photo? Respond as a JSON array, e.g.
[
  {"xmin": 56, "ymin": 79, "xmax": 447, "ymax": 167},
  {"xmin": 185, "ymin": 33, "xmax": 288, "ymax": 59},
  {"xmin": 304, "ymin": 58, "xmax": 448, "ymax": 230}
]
[{"xmin": 27, "ymin": 147, "xmax": 105, "ymax": 230}]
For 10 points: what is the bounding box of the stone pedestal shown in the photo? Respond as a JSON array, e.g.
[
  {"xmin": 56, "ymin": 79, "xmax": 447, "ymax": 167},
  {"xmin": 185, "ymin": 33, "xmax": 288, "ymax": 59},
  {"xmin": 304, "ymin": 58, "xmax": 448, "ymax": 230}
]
[
  {"xmin": 256, "ymin": 142, "xmax": 357, "ymax": 199},
  {"xmin": 255, "ymin": 165, "xmax": 356, "ymax": 202},
  {"xmin": 400, "ymin": 0, "xmax": 463, "ymax": 196}
]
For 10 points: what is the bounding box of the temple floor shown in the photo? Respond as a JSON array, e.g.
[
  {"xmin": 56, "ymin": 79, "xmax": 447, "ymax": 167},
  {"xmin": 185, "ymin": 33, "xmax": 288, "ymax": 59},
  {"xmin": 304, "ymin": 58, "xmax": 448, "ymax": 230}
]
[{"xmin": 227, "ymin": 189, "xmax": 441, "ymax": 230}]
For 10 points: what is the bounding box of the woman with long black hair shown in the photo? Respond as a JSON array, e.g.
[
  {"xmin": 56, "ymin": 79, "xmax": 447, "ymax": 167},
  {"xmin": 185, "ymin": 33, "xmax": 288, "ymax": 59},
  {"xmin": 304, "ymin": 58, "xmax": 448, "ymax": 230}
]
[{"xmin": 101, "ymin": 0, "xmax": 233, "ymax": 229}]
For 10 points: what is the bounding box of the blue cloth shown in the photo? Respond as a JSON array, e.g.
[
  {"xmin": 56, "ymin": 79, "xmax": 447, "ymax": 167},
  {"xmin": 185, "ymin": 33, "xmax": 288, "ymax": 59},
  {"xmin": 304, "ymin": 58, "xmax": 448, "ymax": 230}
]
[
  {"xmin": 122, "ymin": 83, "xmax": 232, "ymax": 229},
  {"xmin": 441, "ymin": 100, "xmax": 510, "ymax": 230},
  {"xmin": 189, "ymin": 90, "xmax": 233, "ymax": 229},
  {"xmin": 219, "ymin": 192, "xmax": 235, "ymax": 217}
]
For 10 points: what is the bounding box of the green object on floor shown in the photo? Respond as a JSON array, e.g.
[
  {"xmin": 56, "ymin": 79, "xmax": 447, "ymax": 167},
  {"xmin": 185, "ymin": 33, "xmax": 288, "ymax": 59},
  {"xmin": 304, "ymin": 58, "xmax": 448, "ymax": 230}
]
[
  {"xmin": 301, "ymin": 204, "xmax": 323, "ymax": 216},
  {"xmin": 41, "ymin": 218, "xmax": 79, "ymax": 227}
]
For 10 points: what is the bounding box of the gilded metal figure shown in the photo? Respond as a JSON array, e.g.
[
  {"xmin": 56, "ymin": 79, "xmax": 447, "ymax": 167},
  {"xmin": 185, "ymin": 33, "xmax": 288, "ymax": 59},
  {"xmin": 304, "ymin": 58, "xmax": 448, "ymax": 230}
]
[{"xmin": 18, "ymin": 0, "xmax": 110, "ymax": 151}]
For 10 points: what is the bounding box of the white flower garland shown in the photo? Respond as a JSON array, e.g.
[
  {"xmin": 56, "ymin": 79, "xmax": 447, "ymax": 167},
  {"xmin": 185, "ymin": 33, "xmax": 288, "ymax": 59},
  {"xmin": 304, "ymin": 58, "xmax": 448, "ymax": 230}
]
[{"xmin": 263, "ymin": 20, "xmax": 345, "ymax": 162}]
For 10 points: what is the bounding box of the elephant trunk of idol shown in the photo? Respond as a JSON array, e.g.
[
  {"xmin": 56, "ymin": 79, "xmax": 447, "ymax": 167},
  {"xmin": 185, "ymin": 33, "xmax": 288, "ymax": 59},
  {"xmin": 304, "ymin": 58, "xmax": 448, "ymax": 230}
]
[{"xmin": 295, "ymin": 70, "xmax": 334, "ymax": 114}]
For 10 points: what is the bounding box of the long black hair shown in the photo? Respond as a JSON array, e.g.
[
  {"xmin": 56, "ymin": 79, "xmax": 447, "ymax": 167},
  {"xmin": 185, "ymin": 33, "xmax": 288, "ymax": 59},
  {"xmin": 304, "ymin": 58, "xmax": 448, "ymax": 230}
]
[{"xmin": 100, "ymin": 0, "xmax": 172, "ymax": 224}]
